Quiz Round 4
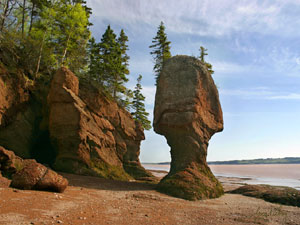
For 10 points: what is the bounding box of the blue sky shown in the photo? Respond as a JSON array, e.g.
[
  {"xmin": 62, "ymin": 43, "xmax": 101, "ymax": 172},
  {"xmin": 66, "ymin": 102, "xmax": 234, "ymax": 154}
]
[{"xmin": 87, "ymin": 0, "xmax": 300, "ymax": 162}]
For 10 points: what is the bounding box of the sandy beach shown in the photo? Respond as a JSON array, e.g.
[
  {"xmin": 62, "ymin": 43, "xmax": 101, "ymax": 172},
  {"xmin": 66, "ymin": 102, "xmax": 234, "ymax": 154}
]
[{"xmin": 1, "ymin": 171, "xmax": 300, "ymax": 225}]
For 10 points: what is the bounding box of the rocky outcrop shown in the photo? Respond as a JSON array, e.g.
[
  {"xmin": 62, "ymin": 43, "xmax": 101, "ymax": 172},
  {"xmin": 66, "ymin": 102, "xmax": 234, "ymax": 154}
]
[
  {"xmin": 153, "ymin": 55, "xmax": 224, "ymax": 200},
  {"xmin": 231, "ymin": 185, "xmax": 300, "ymax": 207},
  {"xmin": 0, "ymin": 146, "xmax": 68, "ymax": 192},
  {"xmin": 48, "ymin": 68, "xmax": 152, "ymax": 180},
  {"xmin": 0, "ymin": 64, "xmax": 151, "ymax": 182},
  {"xmin": 10, "ymin": 159, "xmax": 68, "ymax": 193}
]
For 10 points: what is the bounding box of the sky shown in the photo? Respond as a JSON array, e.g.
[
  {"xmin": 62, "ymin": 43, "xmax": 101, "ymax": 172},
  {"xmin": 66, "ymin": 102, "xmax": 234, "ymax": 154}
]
[{"xmin": 87, "ymin": 0, "xmax": 300, "ymax": 162}]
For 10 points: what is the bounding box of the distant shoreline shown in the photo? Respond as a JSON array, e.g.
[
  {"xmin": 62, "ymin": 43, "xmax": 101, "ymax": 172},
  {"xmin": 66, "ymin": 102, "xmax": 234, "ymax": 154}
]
[{"xmin": 143, "ymin": 157, "xmax": 300, "ymax": 165}]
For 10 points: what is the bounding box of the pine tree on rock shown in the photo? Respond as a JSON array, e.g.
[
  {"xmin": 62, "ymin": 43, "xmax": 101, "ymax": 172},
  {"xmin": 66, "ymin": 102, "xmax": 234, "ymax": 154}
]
[
  {"xmin": 87, "ymin": 36, "xmax": 101, "ymax": 82},
  {"xmin": 132, "ymin": 75, "xmax": 151, "ymax": 130},
  {"xmin": 149, "ymin": 21, "xmax": 171, "ymax": 83},
  {"xmin": 97, "ymin": 25, "xmax": 130, "ymax": 100},
  {"xmin": 116, "ymin": 29, "xmax": 130, "ymax": 98},
  {"xmin": 98, "ymin": 25, "xmax": 120, "ymax": 95},
  {"xmin": 199, "ymin": 46, "xmax": 214, "ymax": 75}
]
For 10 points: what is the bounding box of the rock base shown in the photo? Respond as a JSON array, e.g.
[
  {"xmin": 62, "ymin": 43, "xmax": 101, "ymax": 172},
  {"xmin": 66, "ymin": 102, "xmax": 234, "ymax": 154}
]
[{"xmin": 157, "ymin": 163, "xmax": 223, "ymax": 200}]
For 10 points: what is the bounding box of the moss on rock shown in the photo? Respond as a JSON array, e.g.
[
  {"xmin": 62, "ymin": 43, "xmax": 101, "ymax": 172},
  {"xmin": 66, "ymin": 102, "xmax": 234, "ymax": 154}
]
[
  {"xmin": 231, "ymin": 184, "xmax": 300, "ymax": 207},
  {"xmin": 157, "ymin": 165, "xmax": 224, "ymax": 201}
]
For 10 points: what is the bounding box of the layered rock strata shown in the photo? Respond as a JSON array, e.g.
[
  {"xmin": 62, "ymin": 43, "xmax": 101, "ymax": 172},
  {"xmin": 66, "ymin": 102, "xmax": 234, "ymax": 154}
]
[
  {"xmin": 0, "ymin": 65, "xmax": 151, "ymax": 181},
  {"xmin": 48, "ymin": 68, "xmax": 152, "ymax": 180}
]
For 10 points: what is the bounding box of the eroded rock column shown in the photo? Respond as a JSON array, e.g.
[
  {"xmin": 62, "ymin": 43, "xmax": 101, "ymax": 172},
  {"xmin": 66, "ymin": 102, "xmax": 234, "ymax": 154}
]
[{"xmin": 153, "ymin": 55, "xmax": 224, "ymax": 200}]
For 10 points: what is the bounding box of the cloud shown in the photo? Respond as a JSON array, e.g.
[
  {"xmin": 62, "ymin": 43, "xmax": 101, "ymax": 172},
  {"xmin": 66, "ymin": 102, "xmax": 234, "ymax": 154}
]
[
  {"xmin": 267, "ymin": 93, "xmax": 300, "ymax": 100},
  {"xmin": 88, "ymin": 0, "xmax": 300, "ymax": 37},
  {"xmin": 142, "ymin": 86, "xmax": 156, "ymax": 106},
  {"xmin": 253, "ymin": 46, "xmax": 300, "ymax": 77},
  {"xmin": 220, "ymin": 87, "xmax": 300, "ymax": 101},
  {"xmin": 295, "ymin": 57, "xmax": 300, "ymax": 65},
  {"xmin": 219, "ymin": 87, "xmax": 273, "ymax": 99},
  {"xmin": 212, "ymin": 61, "xmax": 250, "ymax": 74}
]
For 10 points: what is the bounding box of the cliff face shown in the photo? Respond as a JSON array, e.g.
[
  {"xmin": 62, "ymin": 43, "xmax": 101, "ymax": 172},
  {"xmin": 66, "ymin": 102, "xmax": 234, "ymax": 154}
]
[
  {"xmin": 154, "ymin": 55, "xmax": 224, "ymax": 200},
  {"xmin": 0, "ymin": 65, "xmax": 151, "ymax": 181},
  {"xmin": 0, "ymin": 65, "xmax": 36, "ymax": 158},
  {"xmin": 48, "ymin": 68, "xmax": 151, "ymax": 180}
]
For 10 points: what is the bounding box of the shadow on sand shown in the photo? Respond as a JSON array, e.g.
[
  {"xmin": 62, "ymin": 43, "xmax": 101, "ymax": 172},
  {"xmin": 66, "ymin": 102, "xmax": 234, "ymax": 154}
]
[{"xmin": 60, "ymin": 172, "xmax": 157, "ymax": 192}]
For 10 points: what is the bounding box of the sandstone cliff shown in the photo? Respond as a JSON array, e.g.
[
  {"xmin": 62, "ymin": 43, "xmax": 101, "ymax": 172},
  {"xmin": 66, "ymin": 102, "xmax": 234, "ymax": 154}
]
[
  {"xmin": 0, "ymin": 65, "xmax": 151, "ymax": 181},
  {"xmin": 154, "ymin": 55, "xmax": 224, "ymax": 200},
  {"xmin": 48, "ymin": 68, "xmax": 151, "ymax": 180}
]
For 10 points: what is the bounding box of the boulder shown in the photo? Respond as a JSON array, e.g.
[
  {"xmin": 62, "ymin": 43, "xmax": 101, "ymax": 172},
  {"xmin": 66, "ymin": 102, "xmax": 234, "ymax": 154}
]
[
  {"xmin": 231, "ymin": 185, "xmax": 300, "ymax": 207},
  {"xmin": 153, "ymin": 55, "xmax": 224, "ymax": 200},
  {"xmin": 10, "ymin": 159, "xmax": 68, "ymax": 193}
]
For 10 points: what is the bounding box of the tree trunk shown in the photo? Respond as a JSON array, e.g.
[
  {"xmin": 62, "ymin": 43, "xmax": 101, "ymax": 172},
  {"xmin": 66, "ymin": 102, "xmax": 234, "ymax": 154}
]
[
  {"xmin": 21, "ymin": 0, "xmax": 26, "ymax": 37},
  {"xmin": 60, "ymin": 33, "xmax": 71, "ymax": 65},
  {"xmin": 28, "ymin": 2, "xmax": 36, "ymax": 34},
  {"xmin": 34, "ymin": 31, "xmax": 46, "ymax": 79},
  {"xmin": 0, "ymin": 0, "xmax": 9, "ymax": 31}
]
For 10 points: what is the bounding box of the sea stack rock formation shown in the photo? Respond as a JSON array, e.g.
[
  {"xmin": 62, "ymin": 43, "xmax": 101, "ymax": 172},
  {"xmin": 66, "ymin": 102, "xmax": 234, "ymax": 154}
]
[{"xmin": 153, "ymin": 55, "xmax": 224, "ymax": 200}]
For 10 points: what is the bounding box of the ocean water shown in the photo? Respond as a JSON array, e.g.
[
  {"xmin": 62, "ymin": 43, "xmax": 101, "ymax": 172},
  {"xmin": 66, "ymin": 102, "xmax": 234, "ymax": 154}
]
[{"xmin": 142, "ymin": 163, "xmax": 300, "ymax": 190}]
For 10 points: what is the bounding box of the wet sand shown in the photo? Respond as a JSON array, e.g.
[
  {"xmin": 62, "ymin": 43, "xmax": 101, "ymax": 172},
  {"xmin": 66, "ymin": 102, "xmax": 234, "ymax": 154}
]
[{"xmin": 210, "ymin": 164, "xmax": 300, "ymax": 179}]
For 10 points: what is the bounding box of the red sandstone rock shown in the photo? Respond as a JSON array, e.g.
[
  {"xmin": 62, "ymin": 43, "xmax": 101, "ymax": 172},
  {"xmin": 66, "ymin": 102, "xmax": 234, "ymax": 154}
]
[
  {"xmin": 153, "ymin": 55, "xmax": 224, "ymax": 200},
  {"xmin": 0, "ymin": 68, "xmax": 34, "ymax": 158},
  {"xmin": 48, "ymin": 67, "xmax": 152, "ymax": 180},
  {"xmin": 0, "ymin": 146, "xmax": 23, "ymax": 175},
  {"xmin": 0, "ymin": 64, "xmax": 151, "ymax": 181},
  {"xmin": 10, "ymin": 159, "xmax": 68, "ymax": 193},
  {"xmin": 0, "ymin": 171, "xmax": 10, "ymax": 188}
]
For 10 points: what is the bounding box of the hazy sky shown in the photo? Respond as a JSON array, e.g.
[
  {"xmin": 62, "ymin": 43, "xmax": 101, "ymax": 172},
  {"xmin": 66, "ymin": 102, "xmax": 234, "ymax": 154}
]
[{"xmin": 87, "ymin": 0, "xmax": 300, "ymax": 162}]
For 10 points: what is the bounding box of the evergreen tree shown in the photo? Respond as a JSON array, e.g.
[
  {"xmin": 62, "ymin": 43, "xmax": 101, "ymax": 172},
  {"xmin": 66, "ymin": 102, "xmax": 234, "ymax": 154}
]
[
  {"xmin": 96, "ymin": 26, "xmax": 130, "ymax": 100},
  {"xmin": 132, "ymin": 75, "xmax": 151, "ymax": 130},
  {"xmin": 199, "ymin": 46, "xmax": 214, "ymax": 75},
  {"xmin": 98, "ymin": 25, "xmax": 120, "ymax": 95},
  {"xmin": 199, "ymin": 46, "xmax": 208, "ymax": 62},
  {"xmin": 87, "ymin": 36, "xmax": 101, "ymax": 81},
  {"xmin": 117, "ymin": 29, "xmax": 129, "ymax": 77},
  {"xmin": 116, "ymin": 29, "xmax": 130, "ymax": 98},
  {"xmin": 149, "ymin": 21, "xmax": 171, "ymax": 83}
]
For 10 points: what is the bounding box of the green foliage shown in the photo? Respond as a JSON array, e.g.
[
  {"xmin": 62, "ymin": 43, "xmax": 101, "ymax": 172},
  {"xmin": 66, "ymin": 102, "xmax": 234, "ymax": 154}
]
[
  {"xmin": 199, "ymin": 46, "xmax": 208, "ymax": 62},
  {"xmin": 53, "ymin": 2, "xmax": 90, "ymax": 68},
  {"xmin": 132, "ymin": 74, "xmax": 151, "ymax": 130},
  {"xmin": 88, "ymin": 26, "xmax": 131, "ymax": 103},
  {"xmin": 149, "ymin": 21, "xmax": 171, "ymax": 83},
  {"xmin": 0, "ymin": 0, "xmax": 91, "ymax": 77},
  {"xmin": 199, "ymin": 46, "xmax": 214, "ymax": 75},
  {"xmin": 87, "ymin": 37, "xmax": 100, "ymax": 82}
]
